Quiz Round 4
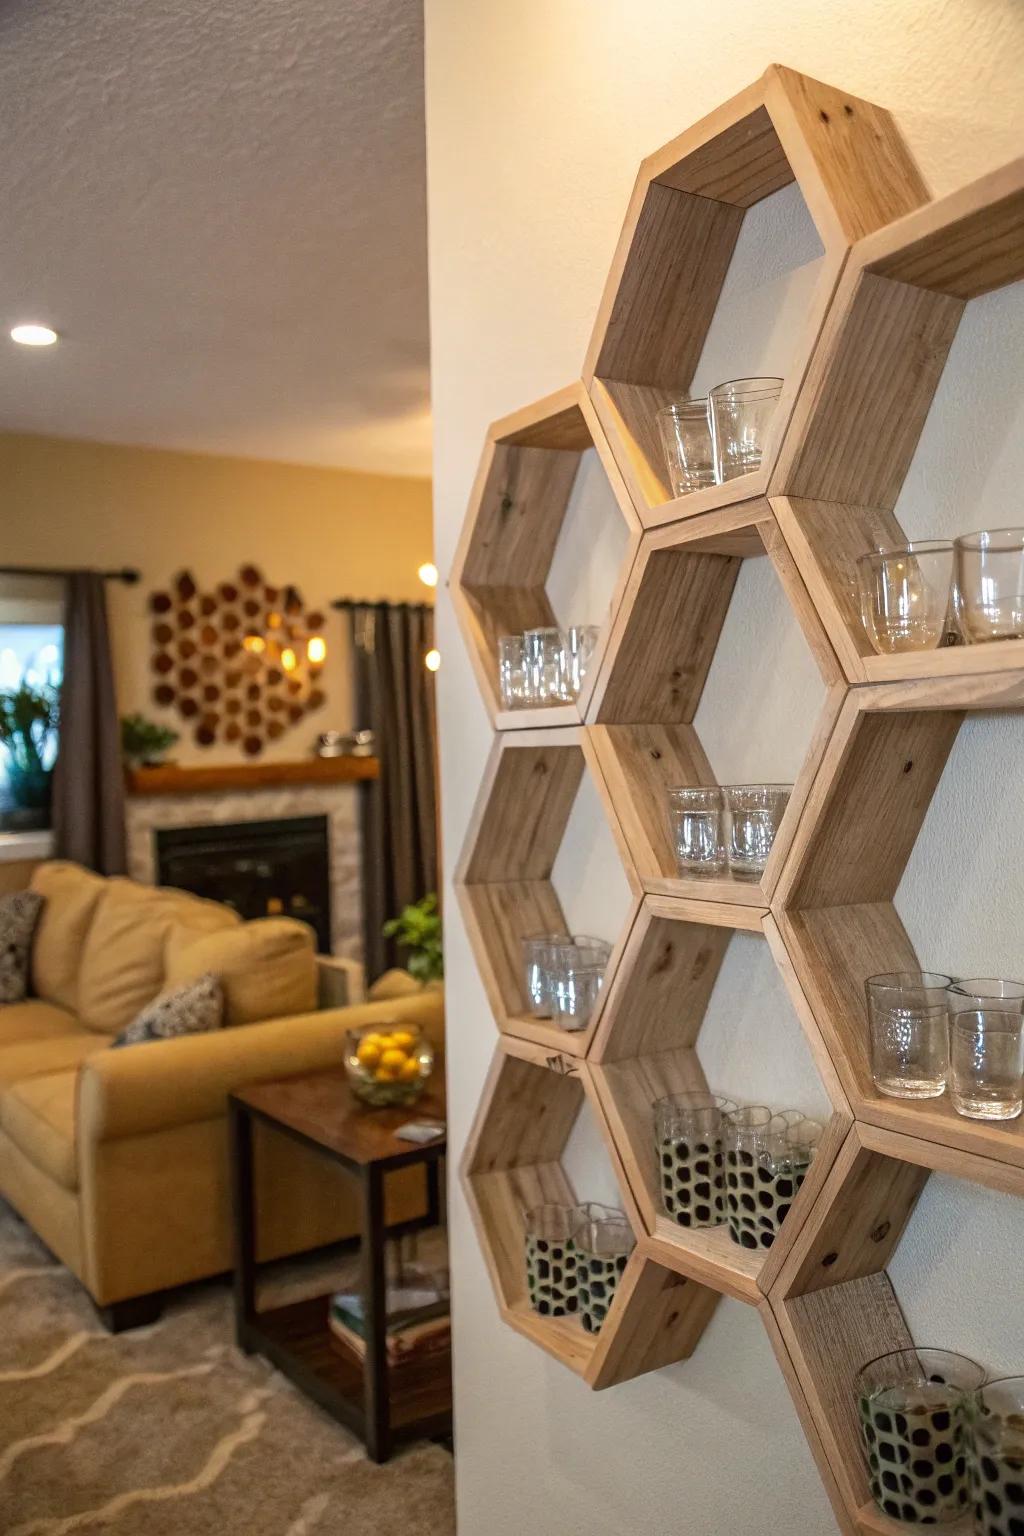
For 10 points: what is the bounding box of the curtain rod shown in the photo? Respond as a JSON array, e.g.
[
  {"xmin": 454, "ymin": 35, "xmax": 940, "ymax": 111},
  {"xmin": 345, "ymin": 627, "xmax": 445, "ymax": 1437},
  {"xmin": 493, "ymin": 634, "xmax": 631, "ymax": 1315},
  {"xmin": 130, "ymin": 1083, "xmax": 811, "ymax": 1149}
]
[
  {"xmin": 0, "ymin": 564, "xmax": 142, "ymax": 585},
  {"xmin": 331, "ymin": 597, "xmax": 433, "ymax": 612}
]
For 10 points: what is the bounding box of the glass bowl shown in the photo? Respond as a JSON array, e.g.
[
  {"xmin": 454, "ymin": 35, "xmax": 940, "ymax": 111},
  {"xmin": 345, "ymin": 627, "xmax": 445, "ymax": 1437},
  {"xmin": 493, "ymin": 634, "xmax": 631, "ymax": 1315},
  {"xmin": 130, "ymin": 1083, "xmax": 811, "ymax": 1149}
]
[{"xmin": 344, "ymin": 1022, "xmax": 435, "ymax": 1107}]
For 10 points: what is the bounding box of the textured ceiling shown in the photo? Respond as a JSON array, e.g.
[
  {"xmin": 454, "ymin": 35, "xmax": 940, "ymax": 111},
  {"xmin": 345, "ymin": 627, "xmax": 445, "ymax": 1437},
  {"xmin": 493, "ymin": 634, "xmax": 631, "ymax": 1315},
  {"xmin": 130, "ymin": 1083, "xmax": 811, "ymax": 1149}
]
[{"xmin": 0, "ymin": 0, "xmax": 431, "ymax": 474}]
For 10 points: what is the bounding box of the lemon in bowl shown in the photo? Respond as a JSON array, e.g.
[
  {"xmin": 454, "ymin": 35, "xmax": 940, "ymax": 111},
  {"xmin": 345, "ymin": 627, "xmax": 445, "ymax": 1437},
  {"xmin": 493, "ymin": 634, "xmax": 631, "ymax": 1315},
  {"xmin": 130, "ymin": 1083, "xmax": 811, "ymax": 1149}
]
[{"xmin": 345, "ymin": 1023, "xmax": 435, "ymax": 1107}]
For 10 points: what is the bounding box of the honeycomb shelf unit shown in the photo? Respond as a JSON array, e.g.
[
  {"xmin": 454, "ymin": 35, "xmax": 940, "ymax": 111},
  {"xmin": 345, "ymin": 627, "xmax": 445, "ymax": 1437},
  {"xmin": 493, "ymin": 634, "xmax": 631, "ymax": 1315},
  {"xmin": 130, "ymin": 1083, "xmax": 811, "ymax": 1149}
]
[
  {"xmin": 450, "ymin": 381, "xmax": 641, "ymax": 731},
  {"xmin": 582, "ymin": 65, "xmax": 928, "ymax": 531},
  {"xmin": 584, "ymin": 498, "xmax": 846, "ymax": 907},
  {"xmin": 587, "ymin": 894, "xmax": 851, "ymax": 1305},
  {"xmin": 770, "ymin": 155, "xmax": 1024, "ymax": 683},
  {"xmin": 461, "ymin": 1035, "xmax": 721, "ymax": 1388},
  {"xmin": 453, "ymin": 64, "xmax": 1024, "ymax": 1536}
]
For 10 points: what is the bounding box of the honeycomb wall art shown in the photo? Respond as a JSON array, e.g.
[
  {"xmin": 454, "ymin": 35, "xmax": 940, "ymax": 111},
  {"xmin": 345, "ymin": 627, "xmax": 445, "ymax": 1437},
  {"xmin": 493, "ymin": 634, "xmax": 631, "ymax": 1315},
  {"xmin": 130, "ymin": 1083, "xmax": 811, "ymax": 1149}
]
[
  {"xmin": 453, "ymin": 65, "xmax": 1024, "ymax": 1536},
  {"xmin": 148, "ymin": 563, "xmax": 328, "ymax": 756}
]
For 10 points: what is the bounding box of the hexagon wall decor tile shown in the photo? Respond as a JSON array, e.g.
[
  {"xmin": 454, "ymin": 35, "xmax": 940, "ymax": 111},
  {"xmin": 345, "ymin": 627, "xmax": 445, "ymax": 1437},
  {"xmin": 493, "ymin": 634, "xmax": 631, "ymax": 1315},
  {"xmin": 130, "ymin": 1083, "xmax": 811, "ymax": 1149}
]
[
  {"xmin": 585, "ymin": 500, "xmax": 846, "ymax": 906},
  {"xmin": 771, "ymin": 157, "xmax": 1024, "ymax": 682},
  {"xmin": 450, "ymin": 382, "xmax": 642, "ymax": 730},
  {"xmin": 767, "ymin": 1121, "xmax": 1023, "ymax": 1535},
  {"xmin": 461, "ymin": 1035, "xmax": 721, "ymax": 1388},
  {"xmin": 773, "ymin": 670, "xmax": 1024, "ymax": 1181},
  {"xmin": 587, "ymin": 894, "xmax": 851, "ymax": 1306},
  {"xmin": 582, "ymin": 66, "xmax": 928, "ymax": 530},
  {"xmin": 454, "ymin": 726, "xmax": 638, "ymax": 1057}
]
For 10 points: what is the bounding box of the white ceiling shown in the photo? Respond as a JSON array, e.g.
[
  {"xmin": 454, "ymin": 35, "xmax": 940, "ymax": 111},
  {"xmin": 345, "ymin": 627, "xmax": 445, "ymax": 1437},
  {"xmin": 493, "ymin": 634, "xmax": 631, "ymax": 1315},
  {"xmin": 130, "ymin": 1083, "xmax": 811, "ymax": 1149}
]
[{"xmin": 0, "ymin": 0, "xmax": 431, "ymax": 475}]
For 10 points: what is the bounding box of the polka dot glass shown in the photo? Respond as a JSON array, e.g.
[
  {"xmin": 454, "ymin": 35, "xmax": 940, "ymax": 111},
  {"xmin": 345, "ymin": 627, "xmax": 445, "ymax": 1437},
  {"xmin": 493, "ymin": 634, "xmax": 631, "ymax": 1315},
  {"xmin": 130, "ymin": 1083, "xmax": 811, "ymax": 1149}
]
[
  {"xmin": 723, "ymin": 1107, "xmax": 822, "ymax": 1251},
  {"xmin": 857, "ymin": 1348, "xmax": 984, "ymax": 1524},
  {"xmin": 573, "ymin": 1216, "xmax": 635, "ymax": 1335},
  {"xmin": 523, "ymin": 1204, "xmax": 580, "ymax": 1319},
  {"xmin": 654, "ymin": 1092, "xmax": 737, "ymax": 1229},
  {"xmin": 970, "ymin": 1377, "xmax": 1024, "ymax": 1536}
]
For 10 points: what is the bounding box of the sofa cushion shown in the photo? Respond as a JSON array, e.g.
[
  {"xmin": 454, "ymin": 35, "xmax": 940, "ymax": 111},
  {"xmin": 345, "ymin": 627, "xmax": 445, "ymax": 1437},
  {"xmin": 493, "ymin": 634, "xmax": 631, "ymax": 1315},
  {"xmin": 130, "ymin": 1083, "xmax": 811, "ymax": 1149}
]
[
  {"xmin": 0, "ymin": 1070, "xmax": 78, "ymax": 1190},
  {"xmin": 30, "ymin": 862, "xmax": 106, "ymax": 1013},
  {"xmin": 367, "ymin": 968, "xmax": 425, "ymax": 1002},
  {"xmin": 113, "ymin": 972, "xmax": 224, "ymax": 1048},
  {"xmin": 74, "ymin": 880, "xmax": 189, "ymax": 1035},
  {"xmin": 0, "ymin": 891, "xmax": 45, "ymax": 1004},
  {"xmin": 0, "ymin": 1030, "xmax": 111, "ymax": 1088},
  {"xmin": 0, "ymin": 999, "xmax": 81, "ymax": 1047},
  {"xmin": 164, "ymin": 918, "xmax": 317, "ymax": 1025}
]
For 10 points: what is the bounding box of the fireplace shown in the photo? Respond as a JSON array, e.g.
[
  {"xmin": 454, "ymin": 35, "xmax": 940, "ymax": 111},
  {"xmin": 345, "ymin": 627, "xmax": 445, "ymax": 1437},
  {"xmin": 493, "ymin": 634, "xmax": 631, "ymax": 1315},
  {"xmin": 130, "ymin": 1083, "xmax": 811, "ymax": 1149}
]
[{"xmin": 155, "ymin": 815, "xmax": 332, "ymax": 952}]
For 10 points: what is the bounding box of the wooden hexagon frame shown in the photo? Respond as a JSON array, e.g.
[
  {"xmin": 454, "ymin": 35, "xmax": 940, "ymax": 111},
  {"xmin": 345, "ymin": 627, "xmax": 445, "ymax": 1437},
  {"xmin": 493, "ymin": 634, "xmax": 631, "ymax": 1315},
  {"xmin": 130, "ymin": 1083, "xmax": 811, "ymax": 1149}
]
[
  {"xmin": 451, "ymin": 381, "xmax": 642, "ymax": 730},
  {"xmin": 452, "ymin": 62, "xmax": 1024, "ymax": 1532},
  {"xmin": 771, "ymin": 155, "xmax": 1024, "ymax": 684},
  {"xmin": 582, "ymin": 65, "xmax": 927, "ymax": 530}
]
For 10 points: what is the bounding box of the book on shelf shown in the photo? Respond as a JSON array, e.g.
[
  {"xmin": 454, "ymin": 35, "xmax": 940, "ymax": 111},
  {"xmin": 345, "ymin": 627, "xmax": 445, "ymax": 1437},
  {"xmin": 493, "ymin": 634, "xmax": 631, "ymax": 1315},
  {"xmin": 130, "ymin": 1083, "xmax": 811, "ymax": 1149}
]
[{"xmin": 328, "ymin": 1281, "xmax": 450, "ymax": 1367}]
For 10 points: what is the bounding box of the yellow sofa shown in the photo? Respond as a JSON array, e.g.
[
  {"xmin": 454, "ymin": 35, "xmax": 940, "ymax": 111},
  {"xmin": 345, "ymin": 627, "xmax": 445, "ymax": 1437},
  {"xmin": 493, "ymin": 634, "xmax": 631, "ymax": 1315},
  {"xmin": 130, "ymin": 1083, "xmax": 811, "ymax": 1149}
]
[{"xmin": 0, "ymin": 862, "xmax": 444, "ymax": 1329}]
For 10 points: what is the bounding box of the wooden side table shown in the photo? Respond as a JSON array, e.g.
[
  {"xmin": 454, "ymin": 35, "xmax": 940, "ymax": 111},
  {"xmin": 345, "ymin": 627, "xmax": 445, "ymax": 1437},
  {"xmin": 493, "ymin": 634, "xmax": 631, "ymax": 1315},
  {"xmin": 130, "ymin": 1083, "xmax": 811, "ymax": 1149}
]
[{"xmin": 229, "ymin": 1069, "xmax": 450, "ymax": 1463}]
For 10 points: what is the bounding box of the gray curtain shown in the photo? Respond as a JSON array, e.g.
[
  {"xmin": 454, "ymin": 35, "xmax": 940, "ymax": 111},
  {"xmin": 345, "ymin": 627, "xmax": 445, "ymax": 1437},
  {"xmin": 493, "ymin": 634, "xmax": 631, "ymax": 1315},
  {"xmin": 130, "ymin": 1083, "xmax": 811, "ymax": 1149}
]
[
  {"xmin": 52, "ymin": 572, "xmax": 127, "ymax": 874},
  {"xmin": 349, "ymin": 602, "xmax": 437, "ymax": 981}
]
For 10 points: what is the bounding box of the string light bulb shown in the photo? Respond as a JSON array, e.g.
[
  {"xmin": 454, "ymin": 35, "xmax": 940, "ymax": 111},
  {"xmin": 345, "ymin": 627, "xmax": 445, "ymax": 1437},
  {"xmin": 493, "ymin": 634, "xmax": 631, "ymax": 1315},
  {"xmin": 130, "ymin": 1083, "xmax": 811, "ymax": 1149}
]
[
  {"xmin": 425, "ymin": 648, "xmax": 441, "ymax": 672},
  {"xmin": 418, "ymin": 562, "xmax": 439, "ymax": 589},
  {"xmin": 243, "ymin": 632, "xmax": 266, "ymax": 655},
  {"xmin": 280, "ymin": 647, "xmax": 298, "ymax": 673},
  {"xmin": 306, "ymin": 636, "xmax": 327, "ymax": 664}
]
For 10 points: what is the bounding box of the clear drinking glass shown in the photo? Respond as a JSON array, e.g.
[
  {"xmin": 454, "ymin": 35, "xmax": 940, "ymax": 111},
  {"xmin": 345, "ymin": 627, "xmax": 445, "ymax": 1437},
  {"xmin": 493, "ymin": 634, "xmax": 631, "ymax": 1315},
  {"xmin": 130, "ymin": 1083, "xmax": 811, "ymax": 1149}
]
[
  {"xmin": 856, "ymin": 542, "xmax": 955, "ymax": 655},
  {"xmin": 969, "ymin": 1376, "xmax": 1024, "ymax": 1536},
  {"xmin": 723, "ymin": 784, "xmax": 791, "ymax": 880},
  {"xmin": 866, "ymin": 972, "xmax": 953, "ymax": 1099},
  {"xmin": 523, "ymin": 627, "xmax": 569, "ymax": 704},
  {"xmin": 708, "ymin": 377, "xmax": 783, "ymax": 483},
  {"xmin": 656, "ymin": 398, "xmax": 716, "ymax": 496},
  {"xmin": 947, "ymin": 978, "xmax": 1024, "ymax": 1017},
  {"xmin": 498, "ymin": 633, "xmax": 528, "ymax": 709},
  {"xmin": 521, "ymin": 932, "xmax": 571, "ymax": 1017},
  {"xmin": 571, "ymin": 1215, "xmax": 635, "ymax": 1334},
  {"xmin": 949, "ymin": 1010, "xmax": 1024, "ymax": 1121},
  {"xmin": 550, "ymin": 962, "xmax": 604, "ymax": 1031},
  {"xmin": 954, "ymin": 528, "xmax": 1024, "ymax": 643},
  {"xmin": 654, "ymin": 1091, "xmax": 737, "ymax": 1229},
  {"xmin": 857, "ymin": 1348, "xmax": 984, "ymax": 1524},
  {"xmin": 565, "ymin": 624, "xmax": 600, "ymax": 698},
  {"xmin": 667, "ymin": 785, "xmax": 725, "ymax": 878},
  {"xmin": 522, "ymin": 1204, "xmax": 579, "ymax": 1318}
]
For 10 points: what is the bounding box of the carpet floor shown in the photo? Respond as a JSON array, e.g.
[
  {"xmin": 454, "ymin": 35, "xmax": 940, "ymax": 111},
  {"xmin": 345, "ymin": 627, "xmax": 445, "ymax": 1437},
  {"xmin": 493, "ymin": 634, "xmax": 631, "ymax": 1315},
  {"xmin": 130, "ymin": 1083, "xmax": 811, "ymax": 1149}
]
[{"xmin": 0, "ymin": 1200, "xmax": 455, "ymax": 1536}]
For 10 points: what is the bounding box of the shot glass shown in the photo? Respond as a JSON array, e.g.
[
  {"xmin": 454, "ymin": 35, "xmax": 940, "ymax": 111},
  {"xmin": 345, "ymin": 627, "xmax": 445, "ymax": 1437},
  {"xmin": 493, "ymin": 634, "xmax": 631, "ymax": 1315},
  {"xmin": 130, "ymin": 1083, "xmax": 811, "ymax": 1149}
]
[
  {"xmin": 757, "ymin": 1113, "xmax": 823, "ymax": 1248},
  {"xmin": 954, "ymin": 529, "xmax": 1024, "ymax": 643},
  {"xmin": 523, "ymin": 627, "xmax": 569, "ymax": 704},
  {"xmin": 857, "ymin": 1348, "xmax": 984, "ymax": 1524},
  {"xmin": 866, "ymin": 972, "xmax": 953, "ymax": 1099},
  {"xmin": 656, "ymin": 398, "xmax": 716, "ymax": 496},
  {"xmin": 723, "ymin": 784, "xmax": 791, "ymax": 881},
  {"xmin": 523, "ymin": 1204, "xmax": 579, "ymax": 1318},
  {"xmin": 571, "ymin": 1214, "xmax": 635, "ymax": 1334},
  {"xmin": 949, "ymin": 1009, "xmax": 1024, "ymax": 1121},
  {"xmin": 708, "ymin": 377, "xmax": 783, "ymax": 483},
  {"xmin": 667, "ymin": 785, "xmax": 725, "ymax": 878},
  {"xmin": 565, "ymin": 624, "xmax": 600, "ymax": 698},
  {"xmin": 856, "ymin": 542, "xmax": 956, "ymax": 655},
  {"xmin": 968, "ymin": 1376, "xmax": 1024, "ymax": 1536},
  {"xmin": 654, "ymin": 1091, "xmax": 737, "ymax": 1229},
  {"xmin": 498, "ymin": 633, "xmax": 528, "ymax": 709},
  {"xmin": 521, "ymin": 931, "xmax": 570, "ymax": 1017}
]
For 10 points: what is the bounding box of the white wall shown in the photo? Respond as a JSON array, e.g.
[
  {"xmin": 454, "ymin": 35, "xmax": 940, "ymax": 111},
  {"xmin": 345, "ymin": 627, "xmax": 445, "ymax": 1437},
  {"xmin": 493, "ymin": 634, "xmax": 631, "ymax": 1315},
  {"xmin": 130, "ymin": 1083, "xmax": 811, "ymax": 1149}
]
[{"xmin": 424, "ymin": 7, "xmax": 1024, "ymax": 1532}]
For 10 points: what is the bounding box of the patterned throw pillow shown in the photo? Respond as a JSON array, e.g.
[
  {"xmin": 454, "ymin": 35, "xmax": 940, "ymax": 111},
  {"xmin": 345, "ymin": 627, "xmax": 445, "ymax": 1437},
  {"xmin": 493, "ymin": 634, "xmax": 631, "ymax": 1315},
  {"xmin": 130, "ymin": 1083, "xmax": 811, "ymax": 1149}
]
[
  {"xmin": 0, "ymin": 891, "xmax": 45, "ymax": 1006},
  {"xmin": 112, "ymin": 972, "xmax": 225, "ymax": 1048}
]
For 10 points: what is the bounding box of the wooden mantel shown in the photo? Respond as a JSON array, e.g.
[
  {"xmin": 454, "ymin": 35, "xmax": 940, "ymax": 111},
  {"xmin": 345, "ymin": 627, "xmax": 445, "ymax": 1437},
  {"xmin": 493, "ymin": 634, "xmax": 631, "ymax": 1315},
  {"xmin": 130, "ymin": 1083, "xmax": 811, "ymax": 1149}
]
[{"xmin": 125, "ymin": 756, "xmax": 379, "ymax": 797}]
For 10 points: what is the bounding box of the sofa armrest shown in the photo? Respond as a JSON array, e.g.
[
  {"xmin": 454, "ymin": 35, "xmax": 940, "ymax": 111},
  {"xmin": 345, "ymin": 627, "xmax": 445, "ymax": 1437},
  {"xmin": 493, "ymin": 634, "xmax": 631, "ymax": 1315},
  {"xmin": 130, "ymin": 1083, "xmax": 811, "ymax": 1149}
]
[
  {"xmin": 77, "ymin": 991, "xmax": 446, "ymax": 1142},
  {"xmin": 316, "ymin": 953, "xmax": 365, "ymax": 1009}
]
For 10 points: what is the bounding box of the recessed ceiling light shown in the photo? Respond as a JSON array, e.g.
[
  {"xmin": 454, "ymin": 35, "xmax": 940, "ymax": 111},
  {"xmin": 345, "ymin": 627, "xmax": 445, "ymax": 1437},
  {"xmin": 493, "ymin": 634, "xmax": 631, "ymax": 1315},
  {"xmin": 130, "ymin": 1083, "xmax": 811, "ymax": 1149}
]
[{"xmin": 10, "ymin": 324, "xmax": 59, "ymax": 347}]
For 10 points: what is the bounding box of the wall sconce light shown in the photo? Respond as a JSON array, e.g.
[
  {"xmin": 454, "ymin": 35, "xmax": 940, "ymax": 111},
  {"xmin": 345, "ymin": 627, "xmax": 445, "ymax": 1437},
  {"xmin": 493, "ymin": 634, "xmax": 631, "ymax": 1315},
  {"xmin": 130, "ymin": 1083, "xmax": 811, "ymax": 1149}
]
[
  {"xmin": 418, "ymin": 562, "xmax": 439, "ymax": 589},
  {"xmin": 425, "ymin": 648, "xmax": 441, "ymax": 672}
]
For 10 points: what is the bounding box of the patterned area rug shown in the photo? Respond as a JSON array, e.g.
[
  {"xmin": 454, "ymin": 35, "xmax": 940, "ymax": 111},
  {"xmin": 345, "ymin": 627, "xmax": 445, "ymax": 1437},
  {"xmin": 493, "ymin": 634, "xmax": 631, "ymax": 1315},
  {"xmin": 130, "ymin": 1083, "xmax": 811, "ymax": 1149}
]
[{"xmin": 0, "ymin": 1200, "xmax": 455, "ymax": 1536}]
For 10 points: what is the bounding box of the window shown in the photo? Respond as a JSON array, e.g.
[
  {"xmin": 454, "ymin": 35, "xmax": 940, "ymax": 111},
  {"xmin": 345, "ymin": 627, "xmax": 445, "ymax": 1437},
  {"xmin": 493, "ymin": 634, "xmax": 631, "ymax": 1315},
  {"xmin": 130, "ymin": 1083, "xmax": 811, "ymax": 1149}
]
[{"xmin": 0, "ymin": 581, "xmax": 64, "ymax": 825}]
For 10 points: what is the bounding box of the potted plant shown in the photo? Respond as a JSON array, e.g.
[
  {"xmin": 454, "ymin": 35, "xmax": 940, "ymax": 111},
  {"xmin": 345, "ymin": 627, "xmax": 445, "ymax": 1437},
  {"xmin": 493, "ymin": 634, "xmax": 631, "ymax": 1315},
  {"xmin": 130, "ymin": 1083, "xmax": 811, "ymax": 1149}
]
[
  {"xmin": 382, "ymin": 893, "xmax": 444, "ymax": 984},
  {"xmin": 121, "ymin": 713, "xmax": 179, "ymax": 768},
  {"xmin": 0, "ymin": 676, "xmax": 59, "ymax": 831}
]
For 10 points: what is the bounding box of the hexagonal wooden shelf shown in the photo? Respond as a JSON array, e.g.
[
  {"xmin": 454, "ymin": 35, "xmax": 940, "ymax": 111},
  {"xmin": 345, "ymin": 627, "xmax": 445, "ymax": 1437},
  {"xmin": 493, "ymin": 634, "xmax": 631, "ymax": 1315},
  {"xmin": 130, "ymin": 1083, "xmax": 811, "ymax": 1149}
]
[
  {"xmin": 582, "ymin": 66, "xmax": 927, "ymax": 530},
  {"xmin": 774, "ymin": 671, "xmax": 1024, "ymax": 1182},
  {"xmin": 454, "ymin": 726, "xmax": 637, "ymax": 1057},
  {"xmin": 771, "ymin": 156, "xmax": 1024, "ymax": 683},
  {"xmin": 584, "ymin": 500, "xmax": 845, "ymax": 905},
  {"xmin": 587, "ymin": 895, "xmax": 851, "ymax": 1305},
  {"xmin": 451, "ymin": 382, "xmax": 642, "ymax": 729},
  {"xmin": 462, "ymin": 1036, "xmax": 721, "ymax": 1387},
  {"xmin": 767, "ymin": 1121, "xmax": 1020, "ymax": 1535}
]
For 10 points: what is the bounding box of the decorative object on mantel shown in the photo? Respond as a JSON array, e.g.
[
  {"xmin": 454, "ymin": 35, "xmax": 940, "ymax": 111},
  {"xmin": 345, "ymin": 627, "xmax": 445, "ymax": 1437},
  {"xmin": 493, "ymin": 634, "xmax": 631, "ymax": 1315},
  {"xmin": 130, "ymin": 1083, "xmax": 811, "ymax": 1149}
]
[
  {"xmin": 148, "ymin": 564, "xmax": 329, "ymax": 756},
  {"xmin": 317, "ymin": 729, "xmax": 375, "ymax": 758},
  {"xmin": 120, "ymin": 712, "xmax": 179, "ymax": 769}
]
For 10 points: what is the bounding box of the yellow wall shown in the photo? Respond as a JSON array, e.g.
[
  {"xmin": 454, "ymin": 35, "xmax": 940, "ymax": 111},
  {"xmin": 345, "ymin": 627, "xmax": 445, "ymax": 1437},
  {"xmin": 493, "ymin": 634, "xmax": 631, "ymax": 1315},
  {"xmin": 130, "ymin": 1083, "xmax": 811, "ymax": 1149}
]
[{"xmin": 0, "ymin": 432, "xmax": 433, "ymax": 763}]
